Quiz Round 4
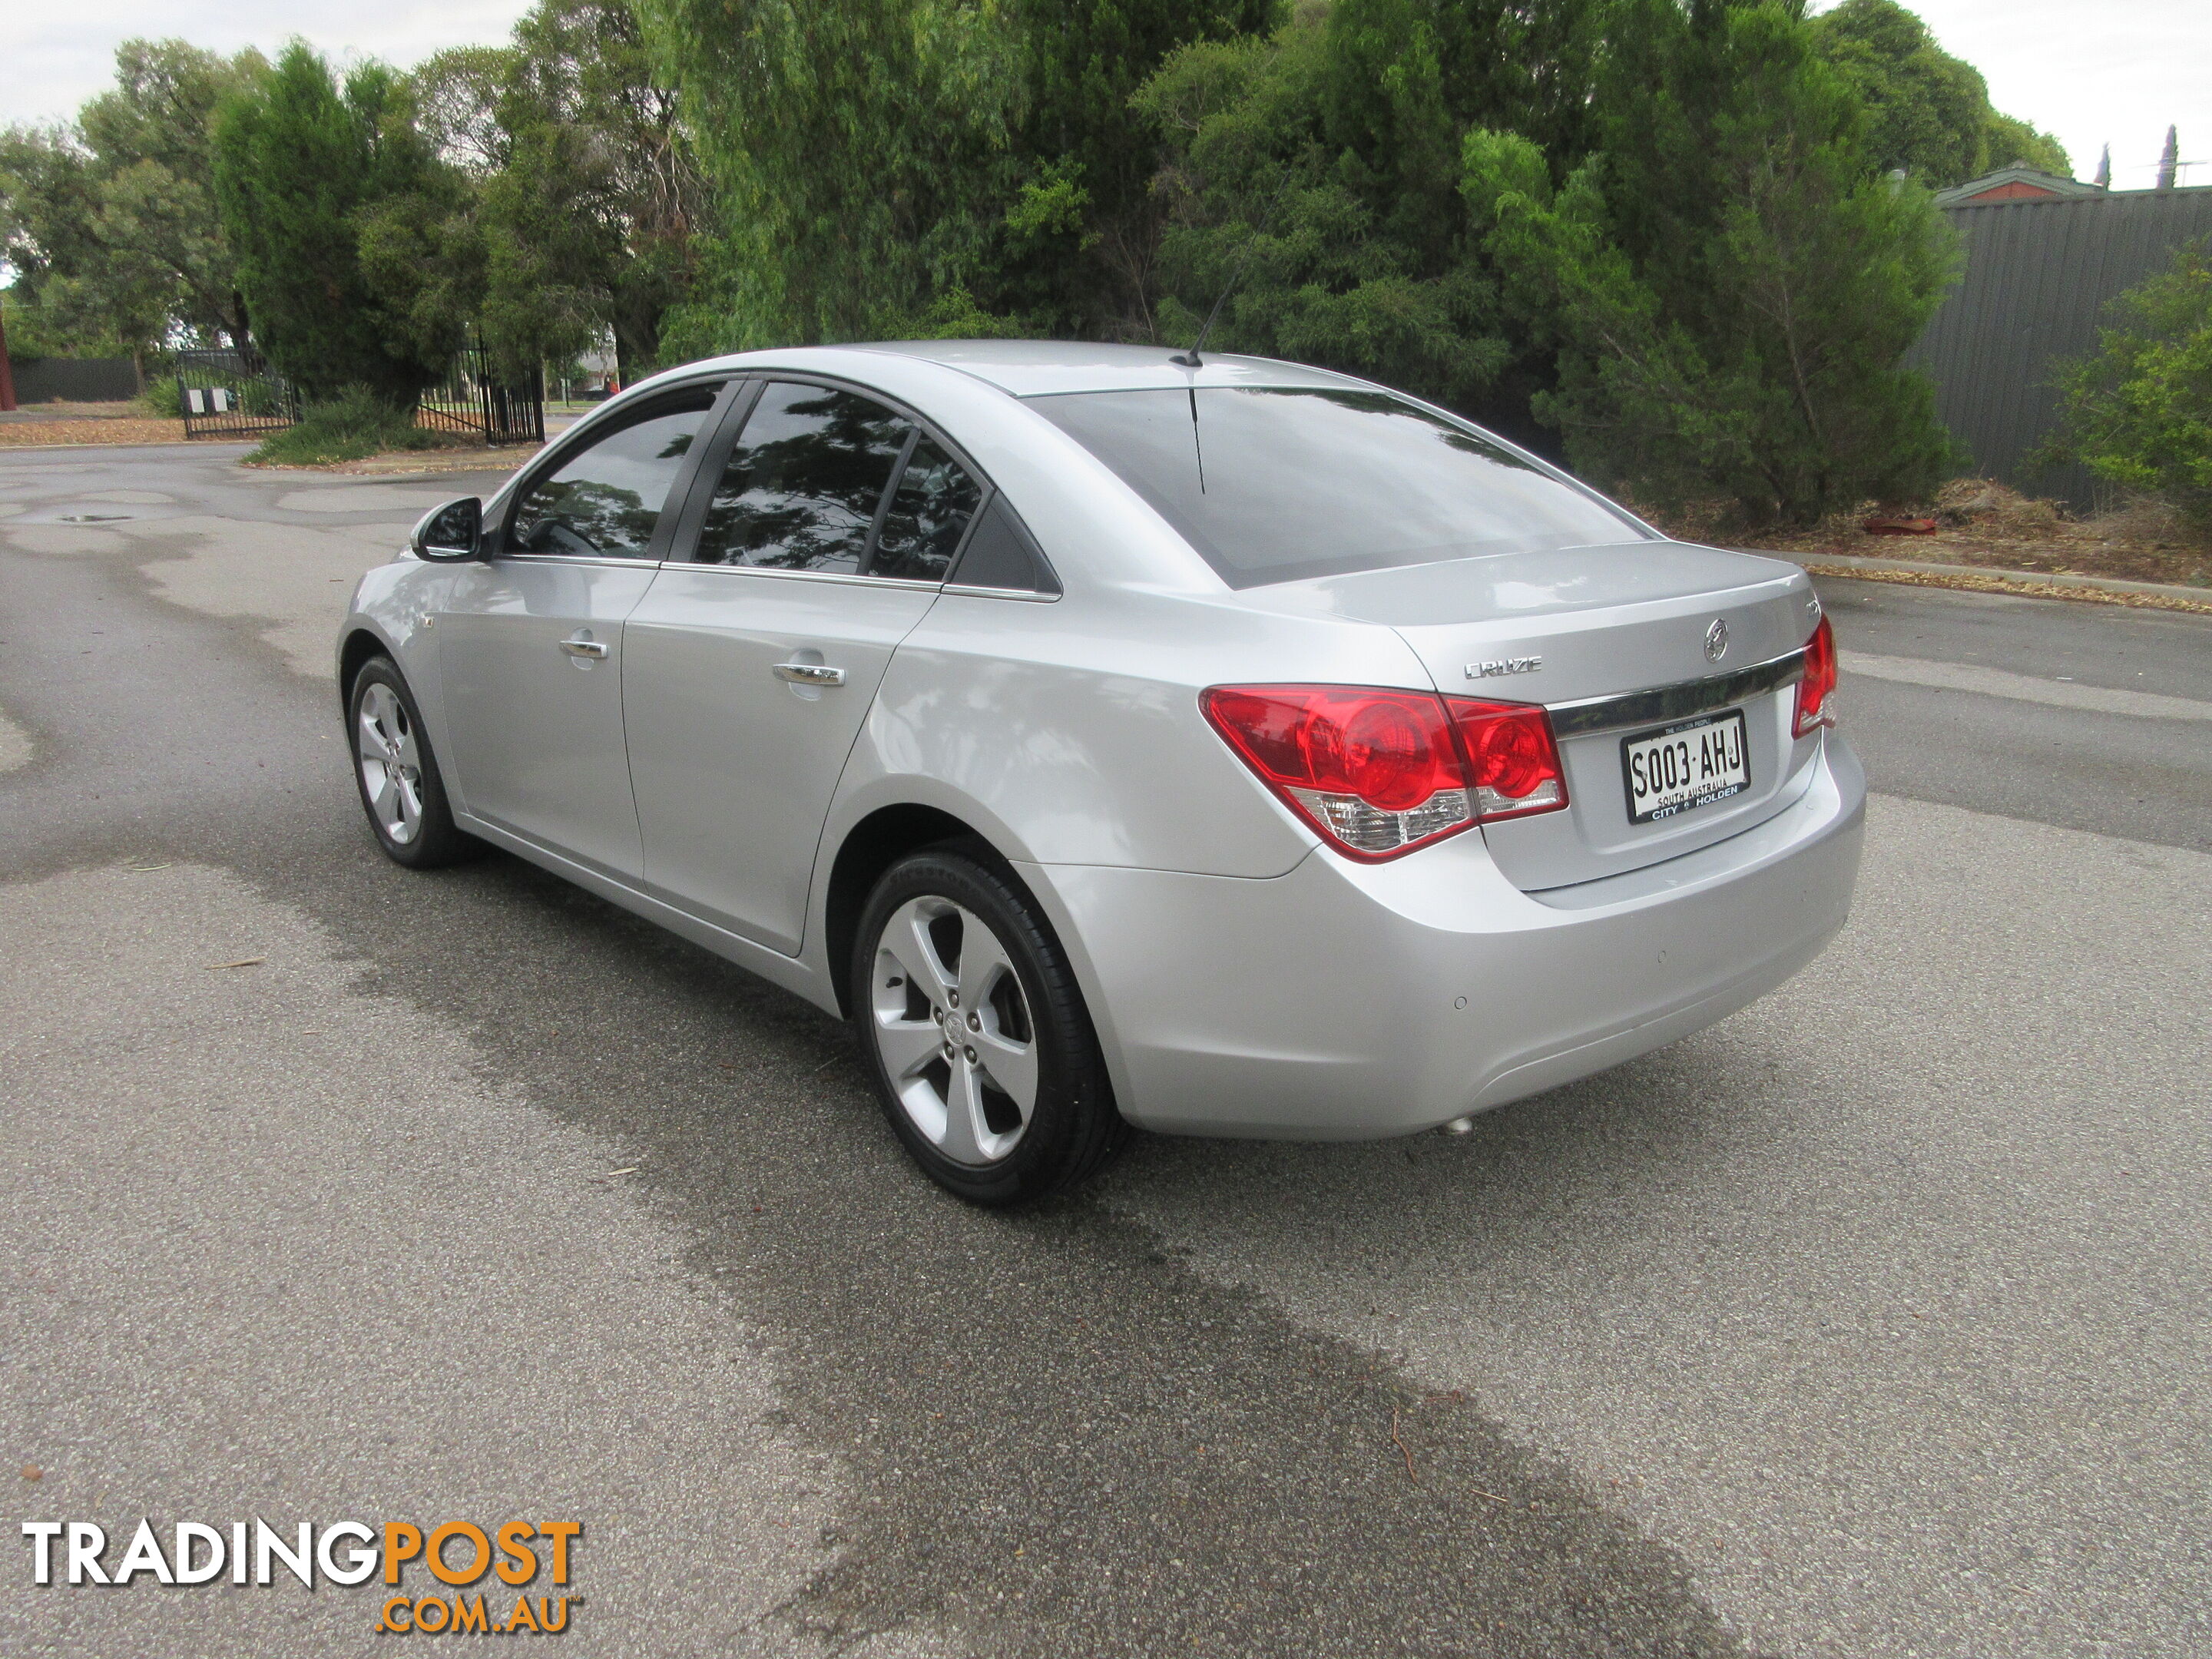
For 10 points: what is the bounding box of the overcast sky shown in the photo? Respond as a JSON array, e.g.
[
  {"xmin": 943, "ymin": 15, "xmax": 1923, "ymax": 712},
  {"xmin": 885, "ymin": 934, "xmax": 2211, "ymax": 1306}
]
[{"xmin": 1, "ymin": 0, "xmax": 2204, "ymax": 188}]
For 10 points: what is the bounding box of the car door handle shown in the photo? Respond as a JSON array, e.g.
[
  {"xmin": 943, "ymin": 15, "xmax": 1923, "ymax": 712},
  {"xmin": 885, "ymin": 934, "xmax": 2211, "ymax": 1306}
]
[
  {"xmin": 559, "ymin": 634, "xmax": 609, "ymax": 659},
  {"xmin": 773, "ymin": 661, "xmax": 846, "ymax": 687}
]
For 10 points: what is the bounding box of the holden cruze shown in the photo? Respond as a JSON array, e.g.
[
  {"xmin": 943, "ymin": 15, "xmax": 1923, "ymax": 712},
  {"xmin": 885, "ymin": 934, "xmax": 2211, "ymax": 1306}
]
[{"xmin": 339, "ymin": 340, "xmax": 1862, "ymax": 1204}]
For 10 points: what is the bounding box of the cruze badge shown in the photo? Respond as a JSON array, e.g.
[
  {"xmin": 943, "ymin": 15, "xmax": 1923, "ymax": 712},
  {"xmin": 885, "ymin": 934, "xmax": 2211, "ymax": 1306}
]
[
  {"xmin": 1704, "ymin": 618, "xmax": 1729, "ymax": 662},
  {"xmin": 1465, "ymin": 655, "xmax": 1543, "ymax": 680}
]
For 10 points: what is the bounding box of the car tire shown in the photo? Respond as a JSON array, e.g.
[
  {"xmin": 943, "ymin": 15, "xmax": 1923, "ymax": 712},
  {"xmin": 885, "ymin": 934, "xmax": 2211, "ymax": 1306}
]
[
  {"xmin": 853, "ymin": 846, "xmax": 1125, "ymax": 1205},
  {"xmin": 348, "ymin": 655, "xmax": 480, "ymax": 869}
]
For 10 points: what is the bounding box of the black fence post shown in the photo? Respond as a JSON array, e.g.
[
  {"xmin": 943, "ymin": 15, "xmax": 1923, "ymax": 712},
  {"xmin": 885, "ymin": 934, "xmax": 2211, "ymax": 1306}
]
[{"xmin": 416, "ymin": 333, "xmax": 545, "ymax": 447}]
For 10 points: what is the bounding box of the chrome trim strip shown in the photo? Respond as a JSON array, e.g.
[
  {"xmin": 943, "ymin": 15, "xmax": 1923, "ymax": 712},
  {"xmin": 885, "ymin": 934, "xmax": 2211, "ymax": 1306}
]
[
  {"xmin": 489, "ymin": 553, "xmax": 671, "ymax": 571},
  {"xmin": 1547, "ymin": 647, "xmax": 1806, "ymax": 737},
  {"xmin": 669, "ymin": 562, "xmax": 946, "ymax": 594},
  {"xmin": 940, "ymin": 582, "xmax": 1062, "ymax": 603}
]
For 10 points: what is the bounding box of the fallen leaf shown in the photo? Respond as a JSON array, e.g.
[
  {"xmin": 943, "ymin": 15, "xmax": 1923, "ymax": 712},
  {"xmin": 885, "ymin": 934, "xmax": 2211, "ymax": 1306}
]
[{"xmin": 21, "ymin": 1465, "xmax": 42, "ymax": 1481}]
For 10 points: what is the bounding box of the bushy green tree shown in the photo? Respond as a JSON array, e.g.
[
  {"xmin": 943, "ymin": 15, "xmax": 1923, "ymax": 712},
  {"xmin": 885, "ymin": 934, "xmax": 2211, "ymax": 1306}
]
[
  {"xmin": 638, "ymin": 0, "xmax": 1269, "ymax": 353},
  {"xmin": 0, "ymin": 40, "xmax": 265, "ymax": 377},
  {"xmin": 212, "ymin": 43, "xmax": 478, "ymax": 402},
  {"xmin": 991, "ymin": 0, "xmax": 1275, "ymax": 336},
  {"xmin": 637, "ymin": 0, "xmax": 1024, "ymax": 349},
  {"xmin": 475, "ymin": 0, "xmax": 709, "ymax": 382},
  {"xmin": 1136, "ymin": 0, "xmax": 1610, "ymax": 432},
  {"xmin": 0, "ymin": 126, "xmax": 174, "ymax": 369},
  {"xmin": 2048, "ymin": 240, "xmax": 2212, "ymax": 527},
  {"xmin": 1462, "ymin": 0, "xmax": 1956, "ymax": 523},
  {"xmin": 1807, "ymin": 0, "xmax": 2068, "ymax": 184}
]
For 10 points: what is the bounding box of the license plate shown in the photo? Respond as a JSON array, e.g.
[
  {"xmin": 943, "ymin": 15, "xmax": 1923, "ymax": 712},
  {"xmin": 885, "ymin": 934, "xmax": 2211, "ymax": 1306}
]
[{"xmin": 1621, "ymin": 710, "xmax": 1750, "ymax": 824}]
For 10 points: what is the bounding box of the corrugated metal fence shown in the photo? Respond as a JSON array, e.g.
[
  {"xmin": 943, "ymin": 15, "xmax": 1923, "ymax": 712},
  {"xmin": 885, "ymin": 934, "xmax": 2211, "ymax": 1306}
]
[
  {"xmin": 5, "ymin": 357, "xmax": 141, "ymax": 402},
  {"xmin": 1908, "ymin": 186, "xmax": 2212, "ymax": 508}
]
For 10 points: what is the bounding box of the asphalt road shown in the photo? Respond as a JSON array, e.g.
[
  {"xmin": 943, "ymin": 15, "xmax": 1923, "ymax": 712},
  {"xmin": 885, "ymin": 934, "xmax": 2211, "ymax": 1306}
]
[{"xmin": 2, "ymin": 445, "xmax": 2208, "ymax": 1658}]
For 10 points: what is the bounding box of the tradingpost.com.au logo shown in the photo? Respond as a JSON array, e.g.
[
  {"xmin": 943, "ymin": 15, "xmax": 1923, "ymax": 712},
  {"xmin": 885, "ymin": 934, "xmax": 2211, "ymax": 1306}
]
[{"xmin": 21, "ymin": 1518, "xmax": 581, "ymax": 1634}]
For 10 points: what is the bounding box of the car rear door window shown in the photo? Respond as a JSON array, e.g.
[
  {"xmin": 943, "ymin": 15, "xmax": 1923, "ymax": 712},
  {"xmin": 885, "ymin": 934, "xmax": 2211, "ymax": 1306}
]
[
  {"xmin": 508, "ymin": 391, "xmax": 717, "ymax": 558},
  {"xmin": 1027, "ymin": 386, "xmax": 1648, "ymax": 588},
  {"xmin": 694, "ymin": 382, "xmax": 914, "ymax": 572},
  {"xmin": 871, "ymin": 435, "xmax": 984, "ymax": 581}
]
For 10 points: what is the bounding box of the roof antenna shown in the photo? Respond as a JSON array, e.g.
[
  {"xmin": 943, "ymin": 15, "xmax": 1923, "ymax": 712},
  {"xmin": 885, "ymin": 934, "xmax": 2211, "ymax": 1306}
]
[{"xmin": 1169, "ymin": 172, "xmax": 1293, "ymax": 369}]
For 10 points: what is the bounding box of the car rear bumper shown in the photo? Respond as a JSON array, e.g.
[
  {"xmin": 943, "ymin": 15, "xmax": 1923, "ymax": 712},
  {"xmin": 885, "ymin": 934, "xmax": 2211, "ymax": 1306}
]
[{"xmin": 1024, "ymin": 734, "xmax": 1865, "ymax": 1139}]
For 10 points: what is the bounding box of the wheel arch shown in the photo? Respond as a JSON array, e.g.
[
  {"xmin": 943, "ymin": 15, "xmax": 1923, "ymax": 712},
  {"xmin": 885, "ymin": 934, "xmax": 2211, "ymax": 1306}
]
[
  {"xmin": 338, "ymin": 626, "xmax": 393, "ymax": 716},
  {"xmin": 823, "ymin": 803, "xmax": 1002, "ymax": 1018}
]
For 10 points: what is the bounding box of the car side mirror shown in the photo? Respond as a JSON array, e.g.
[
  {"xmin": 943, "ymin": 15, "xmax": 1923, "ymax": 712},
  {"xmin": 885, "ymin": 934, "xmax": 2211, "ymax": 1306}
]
[{"xmin": 412, "ymin": 497, "xmax": 482, "ymax": 561}]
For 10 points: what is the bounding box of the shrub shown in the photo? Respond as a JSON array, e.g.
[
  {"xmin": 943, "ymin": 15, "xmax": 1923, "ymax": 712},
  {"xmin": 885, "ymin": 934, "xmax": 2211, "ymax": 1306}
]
[
  {"xmin": 2048, "ymin": 239, "xmax": 2212, "ymax": 529},
  {"xmin": 243, "ymin": 386, "xmax": 457, "ymax": 465}
]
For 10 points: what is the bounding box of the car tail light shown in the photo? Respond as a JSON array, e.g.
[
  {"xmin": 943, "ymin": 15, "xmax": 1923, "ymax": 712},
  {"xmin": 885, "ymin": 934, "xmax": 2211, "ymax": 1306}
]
[
  {"xmin": 1793, "ymin": 614, "xmax": 1837, "ymax": 736},
  {"xmin": 1200, "ymin": 684, "xmax": 1568, "ymax": 861},
  {"xmin": 1449, "ymin": 698, "xmax": 1569, "ymax": 820}
]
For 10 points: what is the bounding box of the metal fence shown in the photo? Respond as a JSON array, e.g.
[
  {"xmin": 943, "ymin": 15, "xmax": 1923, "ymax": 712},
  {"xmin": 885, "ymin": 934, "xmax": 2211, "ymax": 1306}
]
[
  {"xmin": 417, "ymin": 339, "xmax": 545, "ymax": 447},
  {"xmin": 8, "ymin": 357, "xmax": 140, "ymax": 402},
  {"xmin": 175, "ymin": 347, "xmax": 299, "ymax": 440},
  {"xmin": 1908, "ymin": 185, "xmax": 2212, "ymax": 508},
  {"xmin": 175, "ymin": 337, "xmax": 544, "ymax": 447}
]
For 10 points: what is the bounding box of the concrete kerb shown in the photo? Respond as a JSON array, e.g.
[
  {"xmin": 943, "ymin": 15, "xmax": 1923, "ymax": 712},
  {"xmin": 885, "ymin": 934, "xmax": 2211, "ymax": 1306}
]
[{"xmin": 1774, "ymin": 549, "xmax": 2212, "ymax": 614}]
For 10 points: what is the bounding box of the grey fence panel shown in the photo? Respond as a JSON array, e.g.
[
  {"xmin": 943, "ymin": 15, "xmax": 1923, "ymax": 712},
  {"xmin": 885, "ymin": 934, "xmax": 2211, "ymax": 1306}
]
[
  {"xmin": 1909, "ymin": 187, "xmax": 2212, "ymax": 507},
  {"xmin": 7, "ymin": 358, "xmax": 140, "ymax": 402}
]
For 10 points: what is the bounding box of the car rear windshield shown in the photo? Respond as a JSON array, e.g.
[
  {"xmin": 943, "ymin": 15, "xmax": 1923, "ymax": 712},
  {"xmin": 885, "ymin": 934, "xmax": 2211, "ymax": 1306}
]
[{"xmin": 1026, "ymin": 386, "xmax": 1649, "ymax": 588}]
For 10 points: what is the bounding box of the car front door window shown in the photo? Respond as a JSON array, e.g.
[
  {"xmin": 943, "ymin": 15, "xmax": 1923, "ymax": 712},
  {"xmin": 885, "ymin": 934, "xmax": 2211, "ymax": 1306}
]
[{"xmin": 509, "ymin": 397, "xmax": 716, "ymax": 558}]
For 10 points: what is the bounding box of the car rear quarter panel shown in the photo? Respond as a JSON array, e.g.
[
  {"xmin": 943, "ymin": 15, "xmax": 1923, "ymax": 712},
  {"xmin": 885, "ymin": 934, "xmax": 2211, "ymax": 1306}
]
[{"xmin": 836, "ymin": 582, "xmax": 1443, "ymax": 877}]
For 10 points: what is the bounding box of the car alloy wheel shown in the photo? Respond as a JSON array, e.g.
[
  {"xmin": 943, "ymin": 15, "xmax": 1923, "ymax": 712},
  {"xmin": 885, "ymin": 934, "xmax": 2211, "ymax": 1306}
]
[
  {"xmin": 356, "ymin": 680, "xmax": 426, "ymax": 846},
  {"xmin": 852, "ymin": 849, "xmax": 1123, "ymax": 1204},
  {"xmin": 346, "ymin": 655, "xmax": 478, "ymax": 869},
  {"xmin": 869, "ymin": 896, "xmax": 1039, "ymax": 1166}
]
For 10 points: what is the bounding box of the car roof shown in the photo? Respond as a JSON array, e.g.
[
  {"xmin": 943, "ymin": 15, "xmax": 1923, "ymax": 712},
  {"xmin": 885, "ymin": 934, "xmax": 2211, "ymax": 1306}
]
[{"xmin": 766, "ymin": 339, "xmax": 1373, "ymax": 399}]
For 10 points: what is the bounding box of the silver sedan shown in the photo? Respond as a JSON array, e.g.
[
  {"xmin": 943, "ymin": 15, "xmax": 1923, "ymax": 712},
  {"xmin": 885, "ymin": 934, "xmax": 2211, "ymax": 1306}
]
[{"xmin": 339, "ymin": 341, "xmax": 1863, "ymax": 1204}]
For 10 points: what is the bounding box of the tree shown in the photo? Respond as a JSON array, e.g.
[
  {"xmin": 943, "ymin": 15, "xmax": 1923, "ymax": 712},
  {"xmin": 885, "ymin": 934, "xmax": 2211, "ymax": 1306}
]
[
  {"xmin": 991, "ymin": 0, "xmax": 1274, "ymax": 336},
  {"xmin": 412, "ymin": 45, "xmax": 516, "ymax": 180},
  {"xmin": 637, "ymin": 0, "xmax": 1023, "ymax": 350},
  {"xmin": 1462, "ymin": 0, "xmax": 1956, "ymax": 523},
  {"xmin": 1807, "ymin": 0, "xmax": 2067, "ymax": 185},
  {"xmin": 470, "ymin": 0, "xmax": 710, "ymax": 382},
  {"xmin": 2047, "ymin": 239, "xmax": 2212, "ymax": 527},
  {"xmin": 212, "ymin": 44, "xmax": 478, "ymax": 402},
  {"xmin": 0, "ymin": 126, "xmax": 174, "ymax": 369},
  {"xmin": 638, "ymin": 0, "xmax": 1269, "ymax": 353},
  {"xmin": 1136, "ymin": 0, "xmax": 1610, "ymax": 432},
  {"xmin": 0, "ymin": 40, "xmax": 265, "ymax": 379}
]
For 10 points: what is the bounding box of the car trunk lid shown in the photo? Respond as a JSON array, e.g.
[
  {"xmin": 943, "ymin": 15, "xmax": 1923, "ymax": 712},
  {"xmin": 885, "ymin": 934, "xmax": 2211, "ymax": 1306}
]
[{"xmin": 1237, "ymin": 541, "xmax": 1825, "ymax": 889}]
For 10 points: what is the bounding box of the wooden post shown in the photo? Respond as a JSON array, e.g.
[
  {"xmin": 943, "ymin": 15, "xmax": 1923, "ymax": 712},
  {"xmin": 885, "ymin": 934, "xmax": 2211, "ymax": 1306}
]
[{"xmin": 0, "ymin": 304, "xmax": 18, "ymax": 412}]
